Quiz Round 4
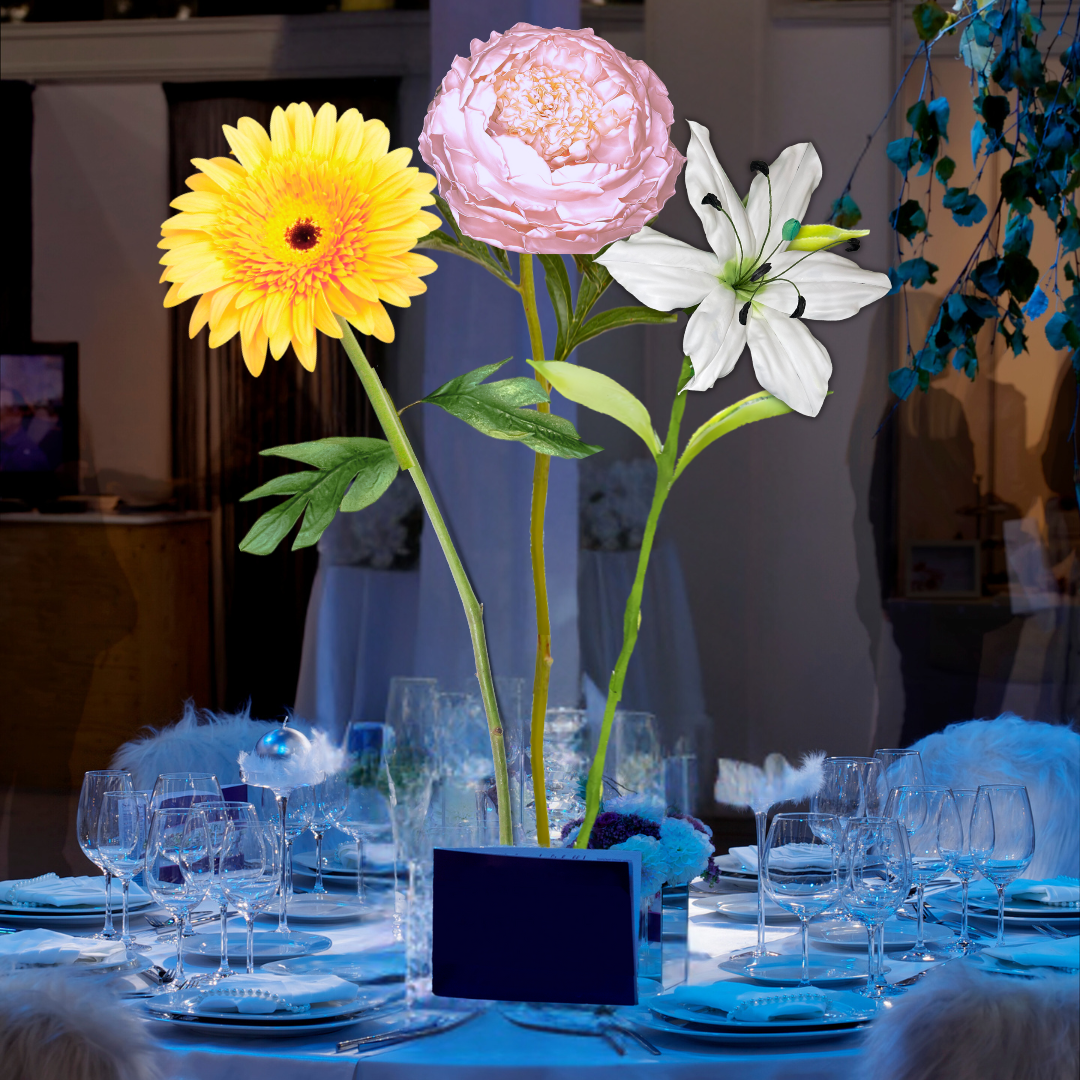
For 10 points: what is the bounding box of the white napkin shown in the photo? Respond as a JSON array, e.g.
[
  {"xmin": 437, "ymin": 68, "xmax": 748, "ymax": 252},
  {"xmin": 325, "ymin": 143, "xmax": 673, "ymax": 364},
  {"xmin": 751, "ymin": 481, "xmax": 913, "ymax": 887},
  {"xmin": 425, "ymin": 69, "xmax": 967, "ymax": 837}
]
[
  {"xmin": 665, "ymin": 981, "xmax": 849, "ymax": 1022},
  {"xmin": 957, "ymin": 877, "xmax": 1080, "ymax": 909},
  {"xmin": 195, "ymin": 973, "xmax": 359, "ymax": 1015},
  {"xmin": 334, "ymin": 842, "xmax": 396, "ymax": 871},
  {"xmin": 982, "ymin": 936, "xmax": 1080, "ymax": 971},
  {"xmin": 0, "ymin": 873, "xmax": 148, "ymax": 908},
  {"xmin": 0, "ymin": 929, "xmax": 127, "ymax": 966},
  {"xmin": 728, "ymin": 844, "xmax": 836, "ymax": 873}
]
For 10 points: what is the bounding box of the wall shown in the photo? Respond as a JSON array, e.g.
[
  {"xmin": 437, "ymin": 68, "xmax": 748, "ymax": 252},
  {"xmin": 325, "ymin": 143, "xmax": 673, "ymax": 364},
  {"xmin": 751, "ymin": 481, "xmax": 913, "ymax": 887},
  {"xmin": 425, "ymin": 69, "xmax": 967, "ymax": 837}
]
[{"xmin": 32, "ymin": 83, "xmax": 172, "ymax": 497}]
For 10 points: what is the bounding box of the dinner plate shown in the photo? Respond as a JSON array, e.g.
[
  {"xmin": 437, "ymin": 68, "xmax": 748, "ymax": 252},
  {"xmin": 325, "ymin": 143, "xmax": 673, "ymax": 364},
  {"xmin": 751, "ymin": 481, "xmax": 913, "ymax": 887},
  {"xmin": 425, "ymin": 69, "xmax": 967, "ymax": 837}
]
[
  {"xmin": 649, "ymin": 993, "xmax": 876, "ymax": 1031},
  {"xmin": 257, "ymin": 897, "xmax": 367, "ymax": 924},
  {"xmin": 15, "ymin": 952, "xmax": 148, "ymax": 976},
  {"xmin": 962, "ymin": 898, "xmax": 1079, "ymax": 918},
  {"xmin": 965, "ymin": 953, "xmax": 1079, "ymax": 978},
  {"xmin": 146, "ymin": 984, "xmax": 392, "ymax": 1022},
  {"xmin": 262, "ymin": 946, "xmax": 405, "ymax": 985},
  {"xmin": 185, "ymin": 931, "xmax": 332, "ymax": 962},
  {"xmin": 632, "ymin": 1008, "xmax": 871, "ymax": 1044},
  {"xmin": 0, "ymin": 905, "xmax": 153, "ymax": 928},
  {"xmin": 810, "ymin": 918, "xmax": 953, "ymax": 951},
  {"xmin": 718, "ymin": 953, "xmax": 869, "ymax": 987},
  {"xmin": 691, "ymin": 876, "xmax": 757, "ymax": 895},
  {"xmin": 292, "ymin": 845, "xmax": 398, "ymax": 880},
  {"xmin": 929, "ymin": 898, "xmax": 1080, "ymax": 930},
  {"xmin": 0, "ymin": 897, "xmax": 152, "ymax": 918},
  {"xmin": 712, "ymin": 896, "xmax": 799, "ymax": 924}
]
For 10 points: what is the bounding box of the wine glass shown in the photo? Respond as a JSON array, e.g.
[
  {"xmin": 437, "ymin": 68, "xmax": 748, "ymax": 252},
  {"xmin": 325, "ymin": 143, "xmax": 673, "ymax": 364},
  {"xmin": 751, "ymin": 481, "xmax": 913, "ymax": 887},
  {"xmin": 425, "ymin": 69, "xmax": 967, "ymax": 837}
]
[
  {"xmin": 945, "ymin": 789, "xmax": 983, "ymax": 955},
  {"xmin": 277, "ymin": 784, "xmax": 315, "ymax": 929},
  {"xmin": 76, "ymin": 770, "xmax": 132, "ymax": 940},
  {"xmin": 970, "ymin": 784, "xmax": 1035, "ymax": 946},
  {"xmin": 760, "ymin": 812, "xmax": 841, "ymax": 986},
  {"xmin": 144, "ymin": 807, "xmax": 213, "ymax": 986},
  {"xmin": 873, "ymin": 750, "xmax": 924, "ymax": 806},
  {"xmin": 201, "ymin": 801, "xmax": 259, "ymax": 980},
  {"xmin": 150, "ymin": 772, "xmax": 224, "ymax": 810},
  {"xmin": 890, "ymin": 787, "xmax": 961, "ymax": 962},
  {"xmin": 220, "ymin": 820, "xmax": 282, "ymax": 974},
  {"xmin": 96, "ymin": 790, "xmax": 150, "ymax": 954},
  {"xmin": 340, "ymin": 783, "xmax": 393, "ymax": 904},
  {"xmin": 842, "ymin": 818, "xmax": 910, "ymax": 999},
  {"xmin": 310, "ymin": 771, "xmax": 348, "ymax": 894}
]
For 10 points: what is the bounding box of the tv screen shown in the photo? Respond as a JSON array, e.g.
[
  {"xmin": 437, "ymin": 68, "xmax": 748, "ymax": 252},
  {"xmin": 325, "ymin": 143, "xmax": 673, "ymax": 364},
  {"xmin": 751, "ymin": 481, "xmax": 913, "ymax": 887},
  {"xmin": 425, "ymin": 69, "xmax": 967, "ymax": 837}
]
[{"xmin": 0, "ymin": 343, "xmax": 78, "ymax": 501}]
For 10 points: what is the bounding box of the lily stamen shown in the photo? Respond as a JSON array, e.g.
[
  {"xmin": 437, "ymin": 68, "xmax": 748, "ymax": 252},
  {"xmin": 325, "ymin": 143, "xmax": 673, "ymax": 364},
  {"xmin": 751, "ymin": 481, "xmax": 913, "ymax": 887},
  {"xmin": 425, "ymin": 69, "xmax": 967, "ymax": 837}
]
[
  {"xmin": 749, "ymin": 262, "xmax": 772, "ymax": 283},
  {"xmin": 701, "ymin": 193, "xmax": 723, "ymax": 212},
  {"xmin": 739, "ymin": 301, "xmax": 752, "ymax": 325}
]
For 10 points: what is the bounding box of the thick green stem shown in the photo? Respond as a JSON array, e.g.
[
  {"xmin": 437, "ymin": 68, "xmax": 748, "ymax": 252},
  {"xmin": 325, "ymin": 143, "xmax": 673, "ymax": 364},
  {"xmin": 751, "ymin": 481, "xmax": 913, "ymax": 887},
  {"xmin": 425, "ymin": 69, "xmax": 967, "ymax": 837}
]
[
  {"xmin": 518, "ymin": 254, "xmax": 554, "ymax": 847},
  {"xmin": 574, "ymin": 357, "xmax": 693, "ymax": 849},
  {"xmin": 337, "ymin": 317, "xmax": 513, "ymax": 845}
]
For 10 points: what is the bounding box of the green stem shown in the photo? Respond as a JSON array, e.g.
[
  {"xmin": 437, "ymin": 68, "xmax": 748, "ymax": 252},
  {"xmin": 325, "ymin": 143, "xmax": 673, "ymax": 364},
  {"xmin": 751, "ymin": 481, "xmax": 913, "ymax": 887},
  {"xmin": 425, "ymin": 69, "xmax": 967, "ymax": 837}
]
[
  {"xmin": 574, "ymin": 356, "xmax": 693, "ymax": 849},
  {"xmin": 518, "ymin": 254, "xmax": 555, "ymax": 847},
  {"xmin": 337, "ymin": 317, "xmax": 513, "ymax": 846}
]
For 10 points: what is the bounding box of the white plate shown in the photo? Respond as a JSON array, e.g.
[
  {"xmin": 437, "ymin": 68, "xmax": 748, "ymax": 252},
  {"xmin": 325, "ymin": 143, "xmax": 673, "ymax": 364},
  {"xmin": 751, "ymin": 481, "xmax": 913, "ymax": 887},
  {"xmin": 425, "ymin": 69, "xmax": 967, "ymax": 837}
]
[
  {"xmin": 633, "ymin": 1009, "xmax": 870, "ymax": 1044},
  {"xmin": 965, "ymin": 953, "xmax": 1079, "ymax": 978},
  {"xmin": 141, "ymin": 1006, "xmax": 374, "ymax": 1038},
  {"xmin": 146, "ymin": 984, "xmax": 392, "ymax": 1022},
  {"xmin": 930, "ymin": 898, "xmax": 1080, "ymax": 930},
  {"xmin": 262, "ymin": 946, "xmax": 405, "ymax": 985},
  {"xmin": 0, "ymin": 896, "xmax": 152, "ymax": 917},
  {"xmin": 649, "ymin": 992, "xmax": 875, "ymax": 1031},
  {"xmin": 292, "ymin": 846, "xmax": 397, "ymax": 879},
  {"xmin": 718, "ymin": 954, "xmax": 869, "ymax": 987},
  {"xmin": 257, "ymin": 897, "xmax": 367, "ymax": 924},
  {"xmin": 713, "ymin": 853, "xmax": 757, "ymax": 876},
  {"xmin": 810, "ymin": 918, "xmax": 954, "ymax": 951},
  {"xmin": 185, "ymin": 931, "xmax": 332, "ymax": 962},
  {"xmin": 691, "ymin": 876, "xmax": 757, "ymax": 895},
  {"xmin": 712, "ymin": 896, "xmax": 799, "ymax": 924}
]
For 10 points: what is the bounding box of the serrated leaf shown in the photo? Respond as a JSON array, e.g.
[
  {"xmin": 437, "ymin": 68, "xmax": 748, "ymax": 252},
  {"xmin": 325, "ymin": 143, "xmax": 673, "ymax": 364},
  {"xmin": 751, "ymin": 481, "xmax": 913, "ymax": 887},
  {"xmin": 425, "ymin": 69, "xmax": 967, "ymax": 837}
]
[
  {"xmin": 570, "ymin": 306, "xmax": 678, "ymax": 351},
  {"xmin": 239, "ymin": 437, "xmax": 399, "ymax": 555},
  {"xmin": 530, "ymin": 359, "xmax": 661, "ymax": 458},
  {"xmin": 674, "ymin": 392, "xmax": 793, "ymax": 480},
  {"xmin": 415, "ymin": 194, "xmax": 516, "ymax": 287},
  {"xmin": 538, "ymin": 253, "xmax": 574, "ymax": 362},
  {"xmin": 422, "ymin": 360, "xmax": 599, "ymax": 459}
]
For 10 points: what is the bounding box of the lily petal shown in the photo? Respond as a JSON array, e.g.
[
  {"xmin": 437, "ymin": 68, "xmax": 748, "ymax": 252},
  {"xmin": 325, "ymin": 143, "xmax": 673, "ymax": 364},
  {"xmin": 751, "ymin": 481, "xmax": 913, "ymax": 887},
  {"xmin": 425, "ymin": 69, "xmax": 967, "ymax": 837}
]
[
  {"xmin": 685, "ymin": 121, "xmax": 754, "ymax": 264},
  {"xmin": 594, "ymin": 227, "xmax": 721, "ymax": 311},
  {"xmin": 682, "ymin": 286, "xmax": 747, "ymax": 392},
  {"xmin": 745, "ymin": 143, "xmax": 822, "ymax": 261},
  {"xmin": 758, "ymin": 251, "xmax": 892, "ymax": 321},
  {"xmin": 746, "ymin": 303, "xmax": 832, "ymax": 417}
]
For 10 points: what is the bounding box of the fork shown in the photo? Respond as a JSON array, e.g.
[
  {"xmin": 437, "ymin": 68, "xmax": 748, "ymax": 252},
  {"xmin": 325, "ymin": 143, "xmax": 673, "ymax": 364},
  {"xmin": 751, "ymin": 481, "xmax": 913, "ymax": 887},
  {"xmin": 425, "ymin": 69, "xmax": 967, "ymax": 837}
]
[{"xmin": 1031, "ymin": 922, "xmax": 1067, "ymax": 940}]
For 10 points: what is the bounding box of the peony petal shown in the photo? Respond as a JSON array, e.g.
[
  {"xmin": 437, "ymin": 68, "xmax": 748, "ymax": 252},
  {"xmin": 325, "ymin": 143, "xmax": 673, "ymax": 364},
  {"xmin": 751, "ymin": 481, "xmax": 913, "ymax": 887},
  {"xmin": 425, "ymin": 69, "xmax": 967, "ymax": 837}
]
[
  {"xmin": 746, "ymin": 303, "xmax": 832, "ymax": 417},
  {"xmin": 757, "ymin": 251, "xmax": 892, "ymax": 321},
  {"xmin": 745, "ymin": 143, "xmax": 821, "ymax": 262},
  {"xmin": 595, "ymin": 226, "xmax": 720, "ymax": 311},
  {"xmin": 682, "ymin": 286, "xmax": 747, "ymax": 392},
  {"xmin": 685, "ymin": 121, "xmax": 753, "ymax": 264}
]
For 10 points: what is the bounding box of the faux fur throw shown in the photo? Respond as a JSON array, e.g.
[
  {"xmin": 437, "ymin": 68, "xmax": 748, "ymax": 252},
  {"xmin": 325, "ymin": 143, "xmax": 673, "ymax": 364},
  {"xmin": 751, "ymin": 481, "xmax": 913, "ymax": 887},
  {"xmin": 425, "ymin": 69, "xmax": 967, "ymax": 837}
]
[
  {"xmin": 912, "ymin": 715, "xmax": 1080, "ymax": 879},
  {"xmin": 714, "ymin": 751, "xmax": 825, "ymax": 813}
]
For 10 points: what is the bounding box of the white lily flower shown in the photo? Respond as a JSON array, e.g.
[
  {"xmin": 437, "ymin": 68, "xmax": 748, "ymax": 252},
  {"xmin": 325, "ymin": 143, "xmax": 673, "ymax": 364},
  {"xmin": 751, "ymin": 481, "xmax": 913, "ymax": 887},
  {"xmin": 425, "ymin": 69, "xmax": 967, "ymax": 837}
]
[{"xmin": 595, "ymin": 121, "xmax": 892, "ymax": 417}]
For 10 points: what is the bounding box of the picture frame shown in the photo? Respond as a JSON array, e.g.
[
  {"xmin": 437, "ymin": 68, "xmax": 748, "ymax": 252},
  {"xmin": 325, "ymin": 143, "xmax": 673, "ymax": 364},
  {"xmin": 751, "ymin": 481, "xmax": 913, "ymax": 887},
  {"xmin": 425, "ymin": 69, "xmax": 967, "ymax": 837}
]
[{"xmin": 905, "ymin": 540, "xmax": 982, "ymax": 599}]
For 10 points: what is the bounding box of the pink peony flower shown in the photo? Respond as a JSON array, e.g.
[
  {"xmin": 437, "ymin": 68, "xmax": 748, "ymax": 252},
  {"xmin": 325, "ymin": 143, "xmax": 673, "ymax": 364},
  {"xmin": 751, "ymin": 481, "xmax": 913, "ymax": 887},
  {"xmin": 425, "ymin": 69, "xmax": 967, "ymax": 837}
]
[{"xmin": 419, "ymin": 23, "xmax": 685, "ymax": 255}]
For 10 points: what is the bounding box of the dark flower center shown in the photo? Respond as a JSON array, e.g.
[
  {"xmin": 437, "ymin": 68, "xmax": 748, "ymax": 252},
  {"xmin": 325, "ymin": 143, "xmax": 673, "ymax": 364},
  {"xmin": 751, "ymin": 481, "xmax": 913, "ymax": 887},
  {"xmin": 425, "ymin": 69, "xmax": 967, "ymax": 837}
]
[{"xmin": 285, "ymin": 218, "xmax": 322, "ymax": 251}]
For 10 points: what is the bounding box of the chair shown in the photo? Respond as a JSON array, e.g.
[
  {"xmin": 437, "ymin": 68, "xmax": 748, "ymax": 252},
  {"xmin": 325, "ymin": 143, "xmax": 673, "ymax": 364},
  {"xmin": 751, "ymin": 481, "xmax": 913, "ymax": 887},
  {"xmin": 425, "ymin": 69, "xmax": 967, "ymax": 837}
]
[
  {"xmin": 0, "ymin": 968, "xmax": 159, "ymax": 1080},
  {"xmin": 911, "ymin": 715, "xmax": 1080, "ymax": 879},
  {"xmin": 858, "ymin": 961, "xmax": 1078, "ymax": 1080},
  {"xmin": 110, "ymin": 701, "xmax": 290, "ymax": 792}
]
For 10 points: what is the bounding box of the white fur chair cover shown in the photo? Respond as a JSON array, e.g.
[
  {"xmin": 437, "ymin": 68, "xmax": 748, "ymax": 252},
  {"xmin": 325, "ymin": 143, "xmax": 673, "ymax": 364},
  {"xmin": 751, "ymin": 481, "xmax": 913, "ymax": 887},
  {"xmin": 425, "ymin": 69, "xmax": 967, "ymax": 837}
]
[
  {"xmin": 858, "ymin": 961, "xmax": 1078, "ymax": 1080},
  {"xmin": 109, "ymin": 702, "xmax": 297, "ymax": 792},
  {"xmin": 911, "ymin": 715, "xmax": 1080, "ymax": 879},
  {"xmin": 0, "ymin": 968, "xmax": 159, "ymax": 1080}
]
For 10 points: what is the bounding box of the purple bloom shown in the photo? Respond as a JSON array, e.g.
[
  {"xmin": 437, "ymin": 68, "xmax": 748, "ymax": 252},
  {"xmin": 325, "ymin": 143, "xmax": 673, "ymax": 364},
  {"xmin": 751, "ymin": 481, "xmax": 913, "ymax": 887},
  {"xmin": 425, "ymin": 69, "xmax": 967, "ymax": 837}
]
[{"xmin": 560, "ymin": 811, "xmax": 661, "ymax": 849}]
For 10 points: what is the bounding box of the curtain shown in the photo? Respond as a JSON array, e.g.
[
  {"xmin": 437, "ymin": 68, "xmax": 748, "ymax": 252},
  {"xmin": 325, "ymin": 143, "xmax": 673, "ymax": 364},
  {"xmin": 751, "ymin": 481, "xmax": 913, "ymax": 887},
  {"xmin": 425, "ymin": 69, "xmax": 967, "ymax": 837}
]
[{"xmin": 166, "ymin": 80, "xmax": 397, "ymax": 716}]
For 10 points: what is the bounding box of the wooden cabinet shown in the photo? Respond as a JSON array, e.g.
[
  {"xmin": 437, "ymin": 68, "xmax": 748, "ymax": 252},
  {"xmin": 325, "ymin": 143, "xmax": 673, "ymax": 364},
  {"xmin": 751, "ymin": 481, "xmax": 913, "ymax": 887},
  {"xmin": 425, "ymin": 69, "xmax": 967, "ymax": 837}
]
[{"xmin": 0, "ymin": 512, "xmax": 211, "ymax": 791}]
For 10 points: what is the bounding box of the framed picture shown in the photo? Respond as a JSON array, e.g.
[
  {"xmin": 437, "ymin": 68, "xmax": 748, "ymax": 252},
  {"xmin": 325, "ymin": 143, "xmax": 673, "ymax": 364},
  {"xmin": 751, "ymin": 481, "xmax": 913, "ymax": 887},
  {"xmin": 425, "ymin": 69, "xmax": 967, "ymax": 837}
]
[
  {"xmin": 905, "ymin": 540, "xmax": 981, "ymax": 599},
  {"xmin": 0, "ymin": 342, "xmax": 79, "ymax": 501}
]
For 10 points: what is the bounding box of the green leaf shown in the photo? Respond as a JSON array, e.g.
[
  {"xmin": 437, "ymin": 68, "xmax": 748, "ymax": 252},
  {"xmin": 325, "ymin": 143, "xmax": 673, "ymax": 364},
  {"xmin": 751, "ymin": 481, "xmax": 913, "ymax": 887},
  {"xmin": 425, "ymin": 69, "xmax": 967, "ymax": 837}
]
[
  {"xmin": 239, "ymin": 437, "xmax": 399, "ymax": 554},
  {"xmin": 530, "ymin": 360, "xmax": 661, "ymax": 458},
  {"xmin": 674, "ymin": 392, "xmax": 793, "ymax": 481},
  {"xmin": 570, "ymin": 306, "xmax": 679, "ymax": 351},
  {"xmin": 422, "ymin": 359, "xmax": 600, "ymax": 459},
  {"xmin": 415, "ymin": 194, "xmax": 516, "ymax": 288},
  {"xmin": 782, "ymin": 218, "xmax": 802, "ymax": 241},
  {"xmin": 572, "ymin": 253, "xmax": 614, "ymax": 323},
  {"xmin": 537, "ymin": 253, "xmax": 574, "ymax": 363},
  {"xmin": 912, "ymin": 1, "xmax": 953, "ymax": 42}
]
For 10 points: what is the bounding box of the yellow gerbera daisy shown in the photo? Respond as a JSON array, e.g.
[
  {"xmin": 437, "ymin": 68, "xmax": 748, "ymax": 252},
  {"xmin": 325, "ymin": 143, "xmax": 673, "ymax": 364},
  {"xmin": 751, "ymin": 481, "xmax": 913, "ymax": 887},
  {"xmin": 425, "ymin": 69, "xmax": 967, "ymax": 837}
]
[{"xmin": 159, "ymin": 101, "xmax": 440, "ymax": 375}]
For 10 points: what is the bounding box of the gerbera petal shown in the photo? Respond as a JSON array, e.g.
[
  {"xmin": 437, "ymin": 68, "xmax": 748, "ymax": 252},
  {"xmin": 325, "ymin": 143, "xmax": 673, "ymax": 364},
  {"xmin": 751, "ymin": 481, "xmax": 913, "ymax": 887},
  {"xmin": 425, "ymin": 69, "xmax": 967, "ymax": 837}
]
[
  {"xmin": 240, "ymin": 303, "xmax": 268, "ymax": 377},
  {"xmin": 746, "ymin": 304, "xmax": 832, "ymax": 417},
  {"xmin": 333, "ymin": 109, "xmax": 364, "ymax": 162},
  {"xmin": 223, "ymin": 120, "xmax": 269, "ymax": 171},
  {"xmin": 685, "ymin": 120, "xmax": 754, "ymax": 264},
  {"xmin": 293, "ymin": 332, "xmax": 318, "ymax": 372},
  {"xmin": 286, "ymin": 102, "xmax": 315, "ymax": 154},
  {"xmin": 163, "ymin": 281, "xmax": 184, "ymax": 308},
  {"xmin": 188, "ymin": 291, "xmax": 213, "ymax": 336},
  {"xmin": 269, "ymin": 106, "xmax": 291, "ymax": 153},
  {"xmin": 191, "ymin": 156, "xmax": 244, "ymax": 192},
  {"xmin": 184, "ymin": 173, "xmax": 223, "ymax": 195},
  {"xmin": 370, "ymin": 303, "xmax": 395, "ymax": 343},
  {"xmin": 757, "ymin": 251, "xmax": 892, "ymax": 321},
  {"xmin": 208, "ymin": 298, "xmax": 241, "ymax": 348},
  {"xmin": 595, "ymin": 226, "xmax": 720, "ymax": 311},
  {"xmin": 313, "ymin": 290, "xmax": 343, "ymax": 337},
  {"xmin": 361, "ymin": 119, "xmax": 391, "ymax": 162},
  {"xmin": 312, "ymin": 102, "xmax": 338, "ymax": 159},
  {"xmin": 347, "ymin": 306, "xmax": 375, "ymax": 338},
  {"xmin": 745, "ymin": 143, "xmax": 822, "ymax": 260},
  {"xmin": 269, "ymin": 306, "xmax": 293, "ymax": 360},
  {"xmin": 682, "ymin": 286, "xmax": 747, "ymax": 392}
]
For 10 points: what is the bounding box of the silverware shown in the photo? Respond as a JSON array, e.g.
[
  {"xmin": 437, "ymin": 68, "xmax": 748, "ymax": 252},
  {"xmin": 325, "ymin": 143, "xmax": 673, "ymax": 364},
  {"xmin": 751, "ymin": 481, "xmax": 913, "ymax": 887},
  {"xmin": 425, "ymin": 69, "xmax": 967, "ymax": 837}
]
[
  {"xmin": 606, "ymin": 1022, "xmax": 661, "ymax": 1055},
  {"xmin": 501, "ymin": 1009, "xmax": 658, "ymax": 1056},
  {"xmin": 1031, "ymin": 922, "xmax": 1067, "ymax": 940},
  {"xmin": 336, "ymin": 1009, "xmax": 477, "ymax": 1052},
  {"xmin": 152, "ymin": 912, "xmax": 235, "ymax": 935}
]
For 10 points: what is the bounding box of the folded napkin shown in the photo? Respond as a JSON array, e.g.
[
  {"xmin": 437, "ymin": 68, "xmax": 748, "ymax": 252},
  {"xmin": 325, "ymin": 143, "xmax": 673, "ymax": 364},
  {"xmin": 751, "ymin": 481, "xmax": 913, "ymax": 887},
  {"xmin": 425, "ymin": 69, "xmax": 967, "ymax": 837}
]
[
  {"xmin": 728, "ymin": 844, "xmax": 836, "ymax": 873},
  {"xmin": 956, "ymin": 877, "xmax": 1080, "ymax": 909},
  {"xmin": 0, "ymin": 873, "xmax": 148, "ymax": 909},
  {"xmin": 982, "ymin": 936, "xmax": 1080, "ymax": 971},
  {"xmin": 335, "ymin": 842, "xmax": 396, "ymax": 871},
  {"xmin": 0, "ymin": 929, "xmax": 127, "ymax": 966},
  {"xmin": 664, "ymin": 981, "xmax": 856, "ymax": 1022},
  {"xmin": 194, "ymin": 973, "xmax": 359, "ymax": 1015}
]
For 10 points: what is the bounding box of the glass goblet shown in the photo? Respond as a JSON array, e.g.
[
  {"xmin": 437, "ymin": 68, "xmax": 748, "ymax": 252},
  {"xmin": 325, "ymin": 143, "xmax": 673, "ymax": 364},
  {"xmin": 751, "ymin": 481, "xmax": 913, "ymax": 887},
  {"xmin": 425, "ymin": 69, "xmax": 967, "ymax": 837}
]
[
  {"xmin": 310, "ymin": 771, "xmax": 348, "ymax": 895},
  {"xmin": 873, "ymin": 750, "xmax": 924, "ymax": 803},
  {"xmin": 97, "ymin": 790, "xmax": 151, "ymax": 954},
  {"xmin": 150, "ymin": 772, "xmax": 224, "ymax": 810},
  {"xmin": 340, "ymin": 784, "xmax": 393, "ymax": 904},
  {"xmin": 77, "ymin": 770, "xmax": 132, "ymax": 940},
  {"xmin": 970, "ymin": 784, "xmax": 1035, "ymax": 946},
  {"xmin": 761, "ymin": 812, "xmax": 841, "ymax": 987},
  {"xmin": 944, "ymin": 788, "xmax": 983, "ymax": 955},
  {"xmin": 202, "ymin": 801, "xmax": 259, "ymax": 979},
  {"xmin": 220, "ymin": 820, "xmax": 282, "ymax": 975}
]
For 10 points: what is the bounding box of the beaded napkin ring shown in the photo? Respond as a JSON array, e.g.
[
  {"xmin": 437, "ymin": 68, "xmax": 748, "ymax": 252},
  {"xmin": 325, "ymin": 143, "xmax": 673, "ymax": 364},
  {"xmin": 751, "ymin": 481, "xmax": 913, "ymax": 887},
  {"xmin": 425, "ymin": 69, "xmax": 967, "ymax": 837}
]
[
  {"xmin": 188, "ymin": 987, "xmax": 311, "ymax": 1013},
  {"xmin": 729, "ymin": 991, "xmax": 828, "ymax": 1018}
]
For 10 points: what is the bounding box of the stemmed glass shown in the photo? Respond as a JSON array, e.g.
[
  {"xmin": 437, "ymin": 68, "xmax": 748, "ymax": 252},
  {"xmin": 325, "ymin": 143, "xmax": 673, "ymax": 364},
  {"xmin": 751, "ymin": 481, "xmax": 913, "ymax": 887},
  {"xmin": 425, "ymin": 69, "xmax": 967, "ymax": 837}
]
[
  {"xmin": 96, "ymin": 791, "xmax": 151, "ymax": 954},
  {"xmin": 144, "ymin": 807, "xmax": 214, "ymax": 987},
  {"xmin": 889, "ymin": 787, "xmax": 961, "ymax": 962},
  {"xmin": 945, "ymin": 789, "xmax": 983, "ymax": 955},
  {"xmin": 275, "ymin": 784, "xmax": 315, "ymax": 931},
  {"xmin": 310, "ymin": 772, "xmax": 348, "ymax": 894},
  {"xmin": 842, "ymin": 818, "xmax": 910, "ymax": 999},
  {"xmin": 340, "ymin": 784, "xmax": 393, "ymax": 904},
  {"xmin": 760, "ymin": 812, "xmax": 841, "ymax": 987},
  {"xmin": 970, "ymin": 784, "xmax": 1035, "ymax": 946},
  {"xmin": 76, "ymin": 770, "xmax": 132, "ymax": 940},
  {"xmin": 202, "ymin": 801, "xmax": 259, "ymax": 980},
  {"xmin": 220, "ymin": 820, "xmax": 282, "ymax": 975},
  {"xmin": 873, "ymin": 750, "xmax": 924, "ymax": 804},
  {"xmin": 150, "ymin": 772, "xmax": 224, "ymax": 810}
]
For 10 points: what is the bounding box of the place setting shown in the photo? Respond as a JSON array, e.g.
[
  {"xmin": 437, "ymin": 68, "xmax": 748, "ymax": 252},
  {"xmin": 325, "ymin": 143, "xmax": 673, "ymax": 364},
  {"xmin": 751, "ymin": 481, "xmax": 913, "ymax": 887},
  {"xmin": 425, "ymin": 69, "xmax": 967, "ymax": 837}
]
[{"xmin": 0, "ymin": 873, "xmax": 155, "ymax": 929}]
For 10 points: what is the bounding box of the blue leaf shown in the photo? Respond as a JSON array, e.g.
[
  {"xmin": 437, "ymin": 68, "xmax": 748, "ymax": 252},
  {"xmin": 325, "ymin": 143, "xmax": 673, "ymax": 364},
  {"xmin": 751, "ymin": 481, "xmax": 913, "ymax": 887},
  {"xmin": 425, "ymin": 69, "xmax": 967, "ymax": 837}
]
[
  {"xmin": 887, "ymin": 137, "xmax": 919, "ymax": 174},
  {"xmin": 970, "ymin": 121, "xmax": 986, "ymax": 166},
  {"xmin": 1022, "ymin": 286, "xmax": 1049, "ymax": 319},
  {"xmin": 889, "ymin": 367, "xmax": 919, "ymax": 399},
  {"xmin": 942, "ymin": 187, "xmax": 988, "ymax": 227},
  {"xmin": 926, "ymin": 96, "xmax": 950, "ymax": 139},
  {"xmin": 1046, "ymin": 312, "xmax": 1080, "ymax": 351}
]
